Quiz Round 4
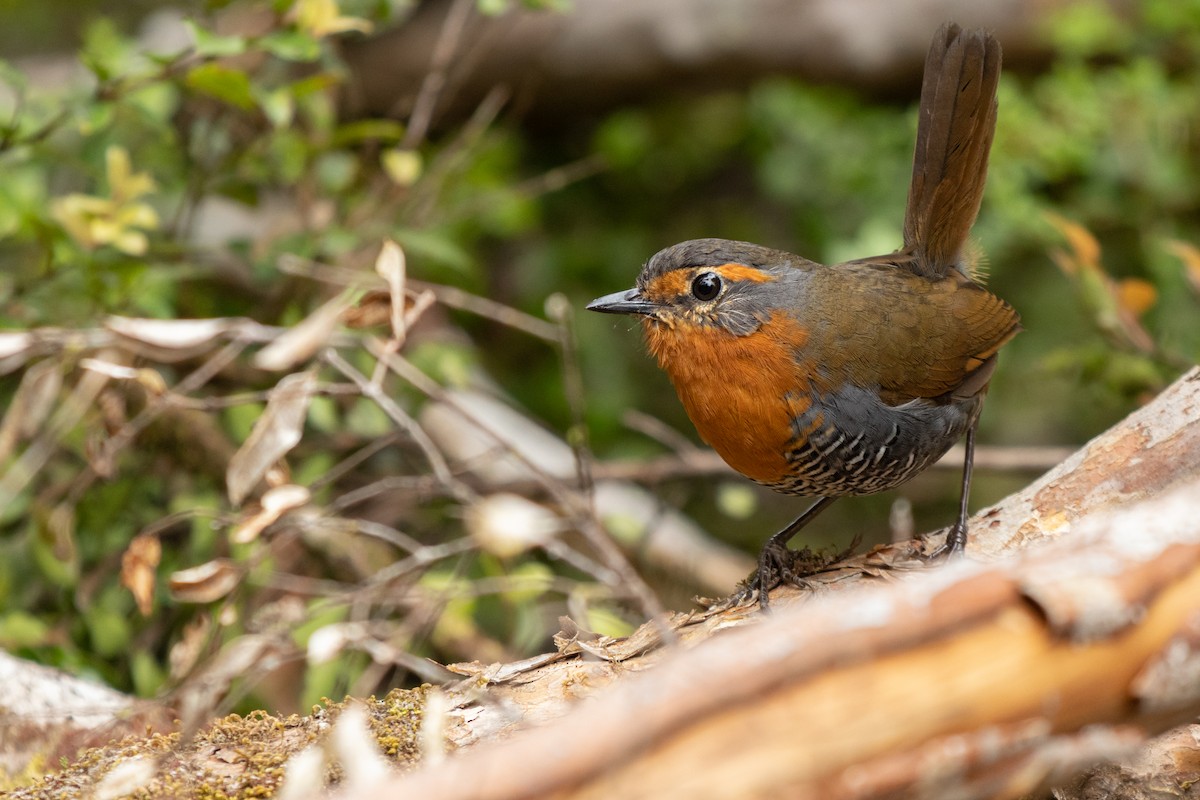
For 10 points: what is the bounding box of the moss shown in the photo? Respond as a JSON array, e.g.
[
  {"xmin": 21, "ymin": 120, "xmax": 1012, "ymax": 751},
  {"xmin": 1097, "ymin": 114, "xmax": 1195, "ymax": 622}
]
[{"xmin": 5, "ymin": 687, "xmax": 434, "ymax": 799}]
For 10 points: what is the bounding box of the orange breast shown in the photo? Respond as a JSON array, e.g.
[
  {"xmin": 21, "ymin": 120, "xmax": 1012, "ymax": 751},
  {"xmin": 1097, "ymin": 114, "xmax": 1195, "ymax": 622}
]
[{"xmin": 643, "ymin": 312, "xmax": 814, "ymax": 485}]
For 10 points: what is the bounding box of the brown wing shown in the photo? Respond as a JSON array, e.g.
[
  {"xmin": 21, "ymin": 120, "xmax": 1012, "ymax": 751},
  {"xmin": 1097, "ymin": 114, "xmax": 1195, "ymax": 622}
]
[{"xmin": 802, "ymin": 265, "xmax": 1020, "ymax": 404}]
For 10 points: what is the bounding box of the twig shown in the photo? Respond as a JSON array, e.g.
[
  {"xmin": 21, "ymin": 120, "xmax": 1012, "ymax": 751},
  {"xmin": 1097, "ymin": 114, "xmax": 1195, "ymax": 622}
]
[
  {"xmin": 365, "ymin": 338, "xmax": 673, "ymax": 633},
  {"xmin": 621, "ymin": 410, "xmax": 707, "ymax": 457},
  {"xmin": 321, "ymin": 347, "xmax": 473, "ymax": 503},
  {"xmin": 310, "ymin": 431, "xmax": 408, "ymax": 491},
  {"xmin": 402, "ymin": 0, "xmax": 480, "ymax": 149},
  {"xmin": 329, "ymin": 474, "xmax": 450, "ymax": 513},
  {"xmin": 545, "ymin": 293, "xmax": 595, "ymax": 497},
  {"xmin": 409, "ymin": 280, "xmax": 560, "ymax": 342},
  {"xmin": 60, "ymin": 339, "xmax": 249, "ymax": 507}
]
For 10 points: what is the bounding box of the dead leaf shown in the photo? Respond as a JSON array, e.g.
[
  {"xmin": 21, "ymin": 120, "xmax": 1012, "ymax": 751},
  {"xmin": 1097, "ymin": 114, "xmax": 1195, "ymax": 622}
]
[
  {"xmin": 253, "ymin": 293, "xmax": 352, "ymax": 372},
  {"xmin": 121, "ymin": 534, "xmax": 162, "ymax": 616},
  {"xmin": 80, "ymin": 358, "xmax": 168, "ymax": 396},
  {"xmin": 375, "ymin": 240, "xmax": 407, "ymax": 343},
  {"xmin": 106, "ymin": 316, "xmax": 234, "ymax": 355},
  {"xmin": 169, "ymin": 559, "xmax": 241, "ymax": 603},
  {"xmin": 231, "ymin": 484, "xmax": 311, "ymax": 544},
  {"xmin": 344, "ymin": 290, "xmax": 393, "ymax": 329},
  {"xmin": 0, "ymin": 334, "xmax": 36, "ymax": 375},
  {"xmin": 226, "ymin": 371, "xmax": 316, "ymax": 505},
  {"xmin": 169, "ymin": 614, "xmax": 212, "ymax": 680},
  {"xmin": 0, "ymin": 359, "xmax": 61, "ymax": 462}
]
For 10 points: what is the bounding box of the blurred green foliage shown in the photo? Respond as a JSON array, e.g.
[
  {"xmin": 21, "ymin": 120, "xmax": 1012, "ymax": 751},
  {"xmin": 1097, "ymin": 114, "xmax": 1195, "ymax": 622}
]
[{"xmin": 0, "ymin": 0, "xmax": 1197, "ymax": 721}]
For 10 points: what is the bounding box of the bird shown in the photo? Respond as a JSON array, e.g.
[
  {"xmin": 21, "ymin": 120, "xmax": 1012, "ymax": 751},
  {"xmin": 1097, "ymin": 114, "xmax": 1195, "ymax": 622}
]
[{"xmin": 587, "ymin": 23, "xmax": 1021, "ymax": 610}]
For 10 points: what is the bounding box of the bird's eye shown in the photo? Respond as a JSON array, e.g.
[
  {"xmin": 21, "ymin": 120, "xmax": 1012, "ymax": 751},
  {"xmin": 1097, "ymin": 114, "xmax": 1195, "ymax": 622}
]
[{"xmin": 691, "ymin": 272, "xmax": 722, "ymax": 301}]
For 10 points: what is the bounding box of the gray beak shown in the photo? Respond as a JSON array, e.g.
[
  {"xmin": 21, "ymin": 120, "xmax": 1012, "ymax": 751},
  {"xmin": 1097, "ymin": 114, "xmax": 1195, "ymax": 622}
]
[{"xmin": 586, "ymin": 289, "xmax": 660, "ymax": 317}]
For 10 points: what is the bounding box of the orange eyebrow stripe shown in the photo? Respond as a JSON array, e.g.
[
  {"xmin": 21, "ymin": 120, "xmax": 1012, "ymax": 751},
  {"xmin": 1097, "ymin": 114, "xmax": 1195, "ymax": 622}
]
[
  {"xmin": 715, "ymin": 264, "xmax": 776, "ymax": 283},
  {"xmin": 642, "ymin": 263, "xmax": 776, "ymax": 302}
]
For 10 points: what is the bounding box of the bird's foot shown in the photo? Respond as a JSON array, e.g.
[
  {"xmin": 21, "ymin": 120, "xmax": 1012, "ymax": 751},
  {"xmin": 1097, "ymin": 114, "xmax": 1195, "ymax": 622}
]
[
  {"xmin": 923, "ymin": 520, "xmax": 967, "ymax": 561},
  {"xmin": 726, "ymin": 536, "xmax": 861, "ymax": 613}
]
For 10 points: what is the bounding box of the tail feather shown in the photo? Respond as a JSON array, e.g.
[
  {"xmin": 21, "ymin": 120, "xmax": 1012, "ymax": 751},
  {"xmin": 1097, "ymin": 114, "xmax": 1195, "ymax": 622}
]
[{"xmin": 902, "ymin": 23, "xmax": 1001, "ymax": 278}]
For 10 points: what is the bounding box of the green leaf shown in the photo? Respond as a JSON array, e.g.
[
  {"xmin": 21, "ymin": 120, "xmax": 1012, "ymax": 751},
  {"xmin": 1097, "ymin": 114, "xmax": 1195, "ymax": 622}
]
[
  {"xmin": 503, "ymin": 562, "xmax": 554, "ymax": 604},
  {"xmin": 408, "ymin": 341, "xmax": 476, "ymax": 388},
  {"xmin": 186, "ymin": 20, "xmax": 248, "ymax": 57},
  {"xmin": 716, "ymin": 482, "xmax": 758, "ymax": 520},
  {"xmin": 0, "ymin": 58, "xmax": 28, "ymax": 94},
  {"xmin": 332, "ymin": 119, "xmax": 408, "ymax": 146},
  {"xmin": 131, "ymin": 649, "xmax": 166, "ymax": 696},
  {"xmin": 81, "ymin": 18, "xmax": 131, "ymax": 82},
  {"xmin": 261, "ymin": 87, "xmax": 296, "ymax": 128},
  {"xmin": 288, "ymin": 72, "xmax": 341, "ymax": 99},
  {"xmin": 585, "ymin": 605, "xmax": 635, "ymax": 638},
  {"xmin": 185, "ymin": 63, "xmax": 256, "ymax": 111},
  {"xmin": 314, "ymin": 150, "xmax": 358, "ymax": 193},
  {"xmin": 260, "ymin": 29, "xmax": 323, "ymax": 62},
  {"xmin": 345, "ymin": 396, "xmax": 393, "ymax": 438},
  {"xmin": 392, "ymin": 227, "xmax": 474, "ymax": 274},
  {"xmin": 477, "ymin": 0, "xmax": 510, "ymax": 15},
  {"xmin": 224, "ymin": 402, "xmax": 265, "ymax": 442},
  {"xmin": 267, "ymin": 129, "xmax": 309, "ymax": 182},
  {"xmin": 0, "ymin": 611, "xmax": 50, "ymax": 648},
  {"xmin": 86, "ymin": 605, "xmax": 132, "ymax": 658}
]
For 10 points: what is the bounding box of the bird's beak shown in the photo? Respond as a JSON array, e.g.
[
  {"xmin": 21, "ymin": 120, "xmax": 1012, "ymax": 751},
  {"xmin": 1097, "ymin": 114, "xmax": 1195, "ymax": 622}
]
[{"xmin": 586, "ymin": 288, "xmax": 660, "ymax": 317}]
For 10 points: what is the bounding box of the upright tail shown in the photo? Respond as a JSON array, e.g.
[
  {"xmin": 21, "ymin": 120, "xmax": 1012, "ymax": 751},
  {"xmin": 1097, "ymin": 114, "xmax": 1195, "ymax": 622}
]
[{"xmin": 902, "ymin": 23, "xmax": 1001, "ymax": 279}]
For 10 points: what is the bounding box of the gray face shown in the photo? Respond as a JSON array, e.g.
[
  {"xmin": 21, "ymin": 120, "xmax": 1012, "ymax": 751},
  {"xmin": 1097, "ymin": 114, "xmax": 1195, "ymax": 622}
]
[{"xmin": 588, "ymin": 238, "xmax": 814, "ymax": 336}]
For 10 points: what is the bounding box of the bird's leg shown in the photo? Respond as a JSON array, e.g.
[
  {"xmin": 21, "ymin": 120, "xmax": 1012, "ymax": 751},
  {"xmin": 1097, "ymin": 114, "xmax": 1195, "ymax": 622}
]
[
  {"xmin": 744, "ymin": 496, "xmax": 838, "ymax": 612},
  {"xmin": 927, "ymin": 423, "xmax": 976, "ymax": 560}
]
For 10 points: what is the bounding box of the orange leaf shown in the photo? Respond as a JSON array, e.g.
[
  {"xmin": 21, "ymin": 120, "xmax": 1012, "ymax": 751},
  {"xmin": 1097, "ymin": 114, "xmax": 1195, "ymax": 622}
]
[
  {"xmin": 1116, "ymin": 278, "xmax": 1157, "ymax": 318},
  {"xmin": 1165, "ymin": 240, "xmax": 1200, "ymax": 296},
  {"xmin": 1045, "ymin": 212, "xmax": 1102, "ymax": 275},
  {"xmin": 121, "ymin": 534, "xmax": 162, "ymax": 616}
]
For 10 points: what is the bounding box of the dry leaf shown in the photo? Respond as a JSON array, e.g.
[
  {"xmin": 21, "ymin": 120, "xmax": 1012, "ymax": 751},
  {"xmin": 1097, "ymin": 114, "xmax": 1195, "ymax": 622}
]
[
  {"xmin": 253, "ymin": 294, "xmax": 352, "ymax": 372},
  {"xmin": 0, "ymin": 359, "xmax": 61, "ymax": 463},
  {"xmin": 169, "ymin": 559, "xmax": 241, "ymax": 604},
  {"xmin": 231, "ymin": 484, "xmax": 311, "ymax": 544},
  {"xmin": 343, "ymin": 289, "xmax": 394, "ymax": 329},
  {"xmin": 169, "ymin": 614, "xmax": 212, "ymax": 680},
  {"xmin": 121, "ymin": 533, "xmax": 162, "ymax": 616},
  {"xmin": 374, "ymin": 240, "xmax": 407, "ymax": 342},
  {"xmin": 226, "ymin": 371, "xmax": 316, "ymax": 505},
  {"xmin": 106, "ymin": 316, "xmax": 234, "ymax": 350},
  {"xmin": 0, "ymin": 332, "xmax": 36, "ymax": 375}
]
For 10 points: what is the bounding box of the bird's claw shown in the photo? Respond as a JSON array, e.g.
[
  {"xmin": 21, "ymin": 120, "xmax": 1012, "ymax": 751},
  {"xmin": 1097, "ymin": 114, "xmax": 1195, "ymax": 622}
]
[{"xmin": 923, "ymin": 521, "xmax": 968, "ymax": 561}]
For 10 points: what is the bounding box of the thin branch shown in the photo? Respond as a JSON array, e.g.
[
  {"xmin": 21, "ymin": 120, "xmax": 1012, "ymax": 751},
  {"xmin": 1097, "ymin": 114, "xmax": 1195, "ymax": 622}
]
[
  {"xmin": 401, "ymin": 0, "xmax": 479, "ymax": 148},
  {"xmin": 365, "ymin": 338, "xmax": 673, "ymax": 632},
  {"xmin": 321, "ymin": 346, "xmax": 472, "ymax": 503}
]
